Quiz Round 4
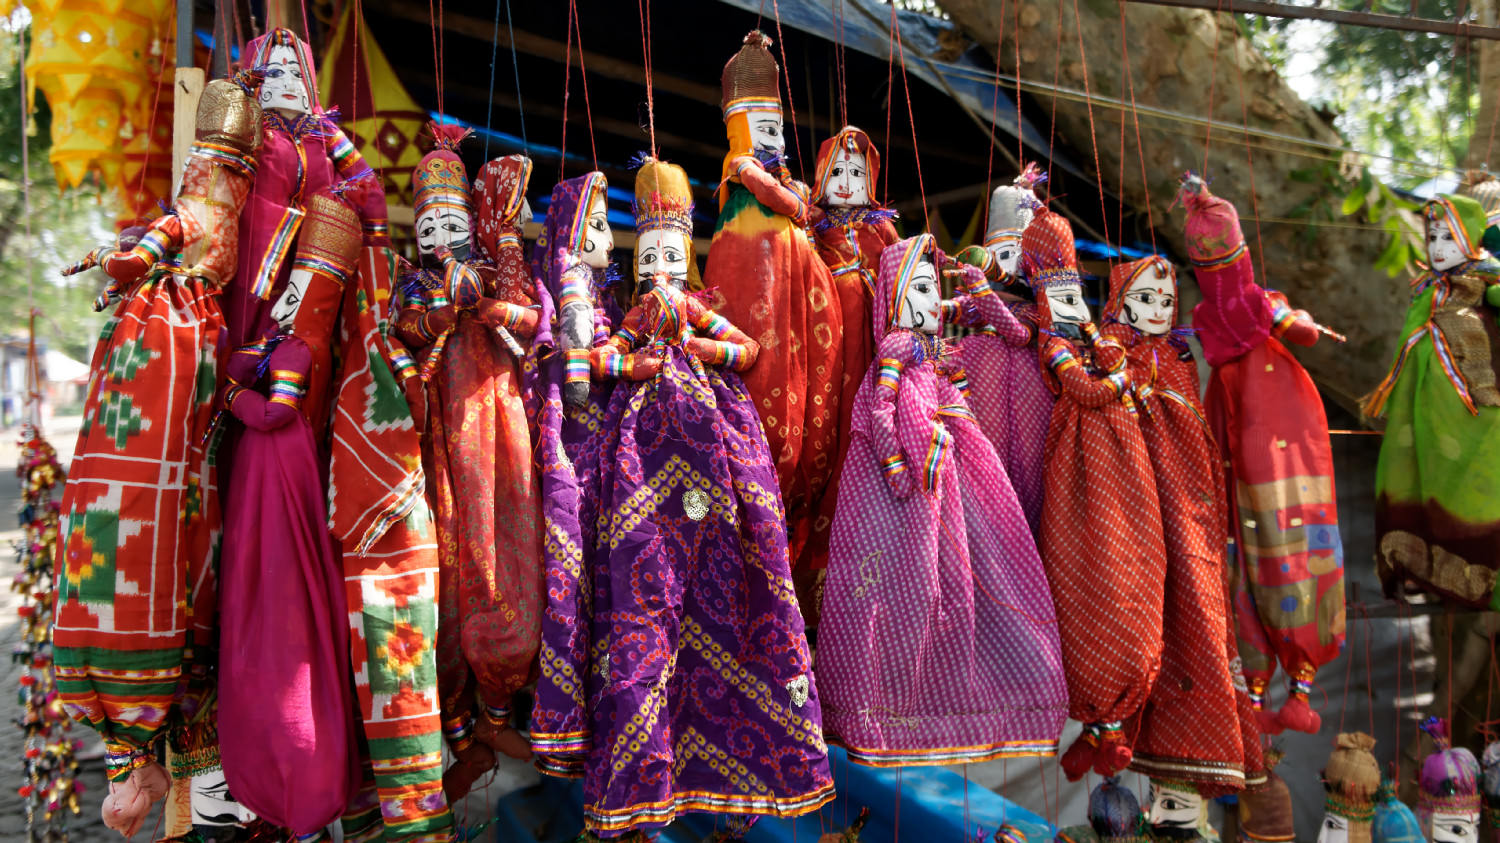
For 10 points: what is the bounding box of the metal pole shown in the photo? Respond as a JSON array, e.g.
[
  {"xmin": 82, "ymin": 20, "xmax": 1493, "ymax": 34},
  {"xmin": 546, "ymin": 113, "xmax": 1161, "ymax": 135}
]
[
  {"xmin": 1121, "ymin": 0, "xmax": 1500, "ymax": 40},
  {"xmin": 176, "ymin": 0, "xmax": 193, "ymax": 69}
]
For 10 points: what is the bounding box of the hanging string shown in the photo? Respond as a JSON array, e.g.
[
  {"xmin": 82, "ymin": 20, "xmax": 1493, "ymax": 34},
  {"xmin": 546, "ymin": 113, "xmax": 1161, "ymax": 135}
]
[
  {"xmin": 1394, "ymin": 598, "xmax": 1404, "ymax": 784},
  {"xmin": 1116, "ymin": 0, "xmax": 1155, "ymax": 252},
  {"xmin": 982, "ymin": 0, "xmax": 1008, "ymax": 233},
  {"xmin": 882, "ymin": 14, "xmax": 895, "ymax": 203},
  {"xmin": 18, "ymin": 26, "xmax": 33, "ymax": 331},
  {"xmin": 768, "ymin": 0, "xmax": 806, "ymax": 181},
  {"xmin": 1201, "ymin": 0, "xmax": 1225, "ymax": 177},
  {"xmin": 569, "ymin": 0, "xmax": 599, "ymax": 171},
  {"xmin": 483, "ymin": 0, "xmax": 503, "ymax": 159},
  {"xmin": 637, "ymin": 0, "xmax": 656, "ymax": 157},
  {"xmin": 1068, "ymin": 0, "xmax": 1113, "ymax": 250},
  {"xmin": 1046, "ymin": 0, "xmax": 1064, "ymax": 189},
  {"xmin": 833, "ymin": 0, "xmax": 848, "ymax": 128},
  {"xmin": 1362, "ymin": 604, "xmax": 1375, "ymax": 739},
  {"xmin": 559, "ymin": 0, "xmax": 575, "ymax": 181},
  {"xmin": 504, "ymin": 0, "xmax": 527, "ymax": 152},
  {"xmin": 890, "ymin": 5, "xmax": 930, "ymax": 232},
  {"xmin": 134, "ymin": 13, "xmax": 173, "ymax": 211},
  {"xmin": 427, "ymin": 0, "xmax": 445, "ymax": 116},
  {"xmin": 1230, "ymin": 13, "xmax": 1270, "ymax": 285},
  {"xmin": 1012, "ymin": 0, "xmax": 1023, "ymax": 166}
]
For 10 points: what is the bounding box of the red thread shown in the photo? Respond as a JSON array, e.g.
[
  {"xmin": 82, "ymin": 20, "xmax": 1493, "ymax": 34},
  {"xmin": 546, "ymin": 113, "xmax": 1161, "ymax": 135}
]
[
  {"xmin": 1230, "ymin": 13, "xmax": 1269, "ymax": 286},
  {"xmin": 983, "ymin": 0, "xmax": 1007, "ymax": 233},
  {"xmin": 560, "ymin": 0, "xmax": 574, "ymax": 180},
  {"xmin": 427, "ymin": 0, "xmax": 444, "ymax": 117},
  {"xmin": 134, "ymin": 12, "xmax": 172, "ymax": 209},
  {"xmin": 1068, "ymin": 0, "xmax": 1112, "ymax": 249},
  {"xmin": 569, "ymin": 0, "xmax": 598, "ymax": 171},
  {"xmin": 769, "ymin": 0, "xmax": 806, "ymax": 182},
  {"xmin": 890, "ymin": 7, "xmax": 929, "ymax": 232},
  {"xmin": 1201, "ymin": 0, "xmax": 1225, "ymax": 176},
  {"xmin": 637, "ymin": 0, "xmax": 656, "ymax": 157}
]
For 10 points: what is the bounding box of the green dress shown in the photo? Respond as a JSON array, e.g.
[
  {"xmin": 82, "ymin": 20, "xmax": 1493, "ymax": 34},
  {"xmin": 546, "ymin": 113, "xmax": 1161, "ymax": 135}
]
[{"xmin": 1370, "ymin": 257, "xmax": 1500, "ymax": 608}]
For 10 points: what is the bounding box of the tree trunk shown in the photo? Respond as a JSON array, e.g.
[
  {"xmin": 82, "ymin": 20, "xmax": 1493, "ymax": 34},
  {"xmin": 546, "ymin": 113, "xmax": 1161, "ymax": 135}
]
[{"xmin": 939, "ymin": 0, "xmax": 1402, "ymax": 409}]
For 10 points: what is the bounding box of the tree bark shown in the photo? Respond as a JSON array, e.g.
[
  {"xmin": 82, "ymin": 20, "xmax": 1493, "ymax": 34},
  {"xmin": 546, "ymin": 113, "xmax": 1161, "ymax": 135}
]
[{"xmin": 939, "ymin": 0, "xmax": 1403, "ymax": 409}]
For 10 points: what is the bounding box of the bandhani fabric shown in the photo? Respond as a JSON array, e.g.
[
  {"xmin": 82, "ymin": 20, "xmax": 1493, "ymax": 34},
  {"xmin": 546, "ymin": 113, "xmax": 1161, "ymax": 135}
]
[
  {"xmin": 230, "ymin": 28, "xmax": 387, "ymax": 350},
  {"xmin": 704, "ymin": 144, "xmax": 844, "ymax": 621},
  {"xmin": 393, "ymin": 152, "xmax": 542, "ymax": 759},
  {"xmin": 330, "ymin": 246, "xmax": 452, "ymax": 841},
  {"xmin": 54, "ymin": 266, "xmax": 223, "ymax": 780},
  {"xmin": 804, "ymin": 127, "xmax": 899, "ymax": 615},
  {"xmin": 528, "ymin": 173, "xmax": 617, "ymax": 776},
  {"xmin": 1183, "ymin": 182, "xmax": 1345, "ymax": 735},
  {"xmin": 819, "ymin": 234, "xmax": 1067, "ymax": 768},
  {"xmin": 1365, "ymin": 195, "xmax": 1500, "ymax": 609},
  {"xmin": 1100, "ymin": 258, "xmax": 1244, "ymax": 796},
  {"xmin": 215, "ymin": 335, "xmax": 359, "ymax": 834},
  {"xmin": 581, "ymin": 283, "xmax": 833, "ymax": 832},
  {"xmin": 1025, "ymin": 208, "xmax": 1166, "ymax": 779}
]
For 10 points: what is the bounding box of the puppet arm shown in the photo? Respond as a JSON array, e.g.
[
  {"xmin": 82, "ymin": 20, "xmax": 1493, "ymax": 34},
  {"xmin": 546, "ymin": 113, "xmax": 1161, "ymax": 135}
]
[
  {"xmin": 870, "ymin": 337, "xmax": 916, "ymax": 499},
  {"xmin": 685, "ymin": 294, "xmax": 760, "ymax": 372},
  {"xmin": 731, "ymin": 156, "xmax": 810, "ymax": 224}
]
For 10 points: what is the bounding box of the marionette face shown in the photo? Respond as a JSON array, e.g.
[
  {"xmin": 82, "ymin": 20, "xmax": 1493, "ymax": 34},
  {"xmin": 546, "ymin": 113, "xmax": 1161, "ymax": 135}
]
[
  {"xmin": 986, "ymin": 236, "xmax": 1022, "ymax": 276},
  {"xmin": 1121, "ymin": 264, "xmax": 1176, "ymax": 335},
  {"xmin": 416, "ymin": 205, "xmax": 472, "ymax": 262},
  {"xmin": 1316, "ymin": 812, "xmax": 1350, "ymax": 843},
  {"xmin": 259, "ymin": 43, "xmax": 310, "ymax": 116},
  {"xmin": 636, "ymin": 229, "xmax": 690, "ymax": 292},
  {"xmin": 750, "ymin": 110, "xmax": 786, "ymax": 159},
  {"xmin": 895, "ymin": 255, "xmax": 942, "ymax": 334},
  {"xmin": 1427, "ymin": 215, "xmax": 1467, "ymax": 271},
  {"xmin": 1429, "ymin": 811, "xmax": 1479, "ymax": 843},
  {"xmin": 579, "ymin": 191, "xmax": 613, "ymax": 270},
  {"xmin": 824, "ymin": 148, "xmax": 869, "ymax": 207},
  {"xmin": 1044, "ymin": 281, "xmax": 1090, "ymax": 325},
  {"xmin": 190, "ymin": 770, "xmax": 253, "ymax": 827},
  {"xmin": 1148, "ymin": 782, "xmax": 1204, "ymax": 841},
  {"xmin": 270, "ymin": 270, "xmax": 309, "ymax": 330}
]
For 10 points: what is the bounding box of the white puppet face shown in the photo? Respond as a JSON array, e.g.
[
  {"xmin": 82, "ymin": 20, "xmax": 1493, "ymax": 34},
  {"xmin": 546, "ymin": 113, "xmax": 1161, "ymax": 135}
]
[
  {"xmin": 824, "ymin": 148, "xmax": 869, "ymax": 207},
  {"xmin": 1428, "ymin": 215, "xmax": 1467, "ymax": 271},
  {"xmin": 1316, "ymin": 812, "xmax": 1350, "ymax": 843},
  {"xmin": 1148, "ymin": 782, "xmax": 1203, "ymax": 838},
  {"xmin": 259, "ymin": 44, "xmax": 310, "ymax": 116},
  {"xmin": 636, "ymin": 229, "xmax": 690, "ymax": 291},
  {"xmin": 416, "ymin": 206, "xmax": 472, "ymax": 260},
  {"xmin": 1045, "ymin": 281, "xmax": 1090, "ymax": 325},
  {"xmin": 986, "ymin": 236, "xmax": 1022, "ymax": 276},
  {"xmin": 190, "ymin": 770, "xmax": 254, "ymax": 827},
  {"xmin": 270, "ymin": 269, "xmax": 308, "ymax": 330},
  {"xmin": 896, "ymin": 257, "xmax": 942, "ymax": 334},
  {"xmin": 750, "ymin": 111, "xmax": 786, "ymax": 159},
  {"xmin": 1429, "ymin": 811, "xmax": 1480, "ymax": 843},
  {"xmin": 580, "ymin": 191, "xmax": 613, "ymax": 269},
  {"xmin": 1121, "ymin": 264, "xmax": 1177, "ymax": 336}
]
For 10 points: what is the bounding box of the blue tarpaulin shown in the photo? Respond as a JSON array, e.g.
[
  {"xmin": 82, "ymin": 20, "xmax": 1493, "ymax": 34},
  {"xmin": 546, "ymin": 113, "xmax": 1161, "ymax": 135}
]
[{"xmin": 488, "ymin": 747, "xmax": 1056, "ymax": 842}]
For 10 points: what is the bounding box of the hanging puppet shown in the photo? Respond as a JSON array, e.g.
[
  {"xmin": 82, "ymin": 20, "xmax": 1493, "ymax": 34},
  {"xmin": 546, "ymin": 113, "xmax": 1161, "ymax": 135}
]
[
  {"xmin": 1417, "ymin": 718, "xmax": 1482, "ymax": 843},
  {"xmin": 216, "ymin": 189, "xmax": 364, "ymax": 835},
  {"xmin": 802, "ymin": 125, "xmax": 899, "ymax": 617},
  {"xmin": 528, "ymin": 171, "xmax": 618, "ymax": 779},
  {"xmin": 578, "ymin": 156, "xmax": 833, "ymax": 832},
  {"xmin": 54, "ymin": 73, "xmax": 261, "ymax": 837},
  {"xmin": 1484, "ymin": 740, "xmax": 1500, "ymax": 843},
  {"xmin": 1098, "ymin": 256, "xmax": 1247, "ymax": 794},
  {"xmin": 1025, "ymin": 206, "xmax": 1166, "ymax": 779},
  {"xmin": 704, "ymin": 30, "xmax": 845, "ymax": 618},
  {"xmin": 818, "ymin": 233, "xmax": 1067, "ymax": 767},
  {"xmin": 1317, "ymin": 733, "xmax": 1380, "ymax": 843},
  {"xmin": 391, "ymin": 127, "xmax": 542, "ymax": 798},
  {"xmin": 954, "ymin": 164, "xmax": 1050, "ymax": 533},
  {"xmin": 1372, "ymin": 782, "xmax": 1425, "ymax": 843},
  {"xmin": 1364, "ymin": 194, "xmax": 1500, "ymax": 609},
  {"xmin": 1054, "ymin": 776, "xmax": 1150, "ymax": 843},
  {"xmin": 1238, "ymin": 751, "xmax": 1294, "ymax": 843},
  {"xmin": 1146, "ymin": 778, "xmax": 1217, "ymax": 842},
  {"xmin": 1179, "ymin": 174, "xmax": 1345, "ymax": 735}
]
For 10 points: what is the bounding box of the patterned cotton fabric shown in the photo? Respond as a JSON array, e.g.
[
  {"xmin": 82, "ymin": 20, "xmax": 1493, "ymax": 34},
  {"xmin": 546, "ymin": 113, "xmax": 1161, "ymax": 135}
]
[
  {"xmin": 1101, "ymin": 258, "xmax": 1246, "ymax": 796},
  {"xmin": 580, "ymin": 287, "xmax": 833, "ymax": 832},
  {"xmin": 819, "ymin": 234, "xmax": 1067, "ymax": 768}
]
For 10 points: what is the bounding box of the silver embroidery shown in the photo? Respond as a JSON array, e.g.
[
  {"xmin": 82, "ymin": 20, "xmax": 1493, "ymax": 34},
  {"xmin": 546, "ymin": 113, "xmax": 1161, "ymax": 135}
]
[
  {"xmin": 786, "ymin": 675, "xmax": 810, "ymax": 708},
  {"xmin": 599, "ymin": 653, "xmax": 610, "ymax": 677},
  {"xmin": 683, "ymin": 488, "xmax": 711, "ymax": 521},
  {"xmin": 556, "ymin": 441, "xmax": 573, "ymax": 472}
]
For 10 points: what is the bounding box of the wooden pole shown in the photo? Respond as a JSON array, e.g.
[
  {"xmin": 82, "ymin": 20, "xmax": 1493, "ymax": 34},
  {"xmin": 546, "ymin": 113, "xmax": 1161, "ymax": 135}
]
[{"xmin": 170, "ymin": 0, "xmax": 203, "ymax": 191}]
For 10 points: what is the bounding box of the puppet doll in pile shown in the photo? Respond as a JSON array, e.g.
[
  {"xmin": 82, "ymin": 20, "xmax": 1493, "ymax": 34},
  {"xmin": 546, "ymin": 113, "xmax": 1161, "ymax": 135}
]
[
  {"xmin": 1099, "ymin": 256, "xmax": 1255, "ymax": 797},
  {"xmin": 803, "ymin": 125, "xmax": 900, "ymax": 615},
  {"xmin": 1237, "ymin": 750, "xmax": 1294, "ymax": 843},
  {"xmin": 1179, "ymin": 174, "xmax": 1346, "ymax": 735},
  {"xmin": 527, "ymin": 170, "xmax": 618, "ymax": 779},
  {"xmin": 1485, "ymin": 740, "xmax": 1500, "ymax": 843},
  {"xmin": 818, "ymin": 233, "xmax": 1067, "ymax": 767},
  {"xmin": 1316, "ymin": 733, "xmax": 1380, "ymax": 843},
  {"xmin": 952, "ymin": 165, "xmax": 1051, "ymax": 534},
  {"xmin": 1024, "ymin": 205, "xmax": 1167, "ymax": 779},
  {"xmin": 1417, "ymin": 718, "xmax": 1482, "ymax": 843},
  {"xmin": 391, "ymin": 126, "xmax": 542, "ymax": 799},
  {"xmin": 53, "ymin": 72, "xmax": 262, "ymax": 837},
  {"xmin": 575, "ymin": 156, "xmax": 833, "ymax": 834},
  {"xmin": 1146, "ymin": 778, "xmax": 1221, "ymax": 842},
  {"xmin": 216, "ymin": 188, "xmax": 367, "ymax": 835},
  {"xmin": 704, "ymin": 31, "xmax": 845, "ymax": 616},
  {"xmin": 1055, "ymin": 776, "xmax": 1152, "ymax": 843},
  {"xmin": 1365, "ymin": 194, "xmax": 1500, "ymax": 610},
  {"xmin": 1371, "ymin": 782, "xmax": 1425, "ymax": 843}
]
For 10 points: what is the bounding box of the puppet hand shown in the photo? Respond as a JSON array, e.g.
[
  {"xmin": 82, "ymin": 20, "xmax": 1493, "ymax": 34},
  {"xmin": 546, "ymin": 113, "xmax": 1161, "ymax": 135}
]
[
  {"xmin": 423, "ymin": 305, "xmax": 457, "ymax": 337},
  {"xmin": 885, "ymin": 467, "xmax": 916, "ymax": 500},
  {"xmin": 101, "ymin": 762, "xmax": 168, "ymax": 838},
  {"xmin": 563, "ymin": 380, "xmax": 590, "ymax": 409}
]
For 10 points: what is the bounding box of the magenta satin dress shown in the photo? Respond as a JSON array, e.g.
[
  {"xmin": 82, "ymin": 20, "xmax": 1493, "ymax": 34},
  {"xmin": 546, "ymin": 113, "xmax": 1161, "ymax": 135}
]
[{"xmin": 216, "ymin": 335, "xmax": 359, "ymax": 834}]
